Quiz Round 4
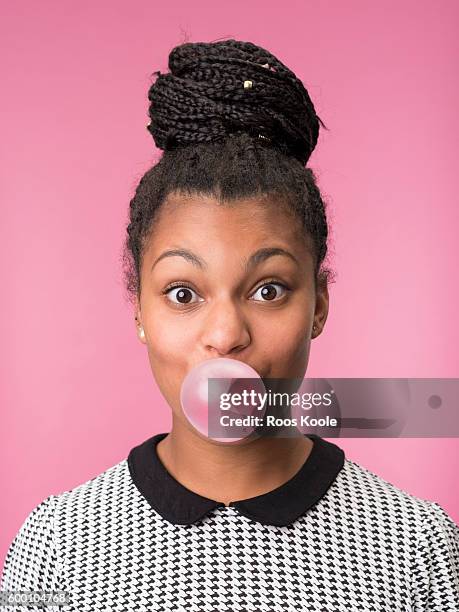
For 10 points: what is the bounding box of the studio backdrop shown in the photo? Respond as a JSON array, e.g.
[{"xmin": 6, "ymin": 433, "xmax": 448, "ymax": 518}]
[{"xmin": 1, "ymin": 0, "xmax": 458, "ymax": 569}]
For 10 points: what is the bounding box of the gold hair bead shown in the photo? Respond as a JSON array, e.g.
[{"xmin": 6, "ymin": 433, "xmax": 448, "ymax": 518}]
[{"xmin": 243, "ymin": 80, "xmax": 253, "ymax": 90}]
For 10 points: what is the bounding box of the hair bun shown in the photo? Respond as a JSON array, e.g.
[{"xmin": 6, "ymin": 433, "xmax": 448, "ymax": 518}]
[{"xmin": 146, "ymin": 39, "xmax": 325, "ymax": 165}]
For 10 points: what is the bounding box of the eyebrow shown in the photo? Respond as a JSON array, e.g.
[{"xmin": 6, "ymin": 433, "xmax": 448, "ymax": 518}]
[{"xmin": 151, "ymin": 247, "xmax": 299, "ymax": 272}]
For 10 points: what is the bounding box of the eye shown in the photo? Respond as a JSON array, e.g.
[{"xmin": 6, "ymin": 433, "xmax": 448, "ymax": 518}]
[
  {"xmin": 164, "ymin": 284, "xmax": 202, "ymax": 306},
  {"xmin": 251, "ymin": 281, "xmax": 289, "ymax": 302}
]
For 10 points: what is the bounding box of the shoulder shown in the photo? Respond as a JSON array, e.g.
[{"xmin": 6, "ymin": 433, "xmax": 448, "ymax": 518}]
[
  {"xmin": 52, "ymin": 458, "xmax": 148, "ymax": 538},
  {"xmin": 330, "ymin": 458, "xmax": 459, "ymax": 568},
  {"xmin": 334, "ymin": 457, "xmax": 458, "ymax": 529},
  {"xmin": 53, "ymin": 457, "xmax": 132, "ymax": 507},
  {"xmin": 1, "ymin": 460, "xmax": 131, "ymax": 572},
  {"xmin": 0, "ymin": 459, "xmax": 133, "ymax": 595},
  {"xmin": 1, "ymin": 494, "xmax": 60, "ymax": 593},
  {"xmin": 327, "ymin": 458, "xmax": 459, "ymax": 605}
]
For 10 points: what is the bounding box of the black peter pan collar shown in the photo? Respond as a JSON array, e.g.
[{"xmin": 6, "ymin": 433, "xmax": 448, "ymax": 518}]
[{"xmin": 127, "ymin": 432, "xmax": 345, "ymax": 527}]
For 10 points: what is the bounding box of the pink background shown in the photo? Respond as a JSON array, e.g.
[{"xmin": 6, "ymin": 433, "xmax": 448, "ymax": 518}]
[{"xmin": 1, "ymin": 0, "xmax": 458, "ymax": 568}]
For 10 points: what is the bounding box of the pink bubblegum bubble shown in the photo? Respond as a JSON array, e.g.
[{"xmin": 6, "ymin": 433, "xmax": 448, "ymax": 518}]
[{"xmin": 180, "ymin": 358, "xmax": 266, "ymax": 443}]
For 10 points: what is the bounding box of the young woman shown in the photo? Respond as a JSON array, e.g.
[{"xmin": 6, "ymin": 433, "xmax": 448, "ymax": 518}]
[{"xmin": 1, "ymin": 39, "xmax": 458, "ymax": 612}]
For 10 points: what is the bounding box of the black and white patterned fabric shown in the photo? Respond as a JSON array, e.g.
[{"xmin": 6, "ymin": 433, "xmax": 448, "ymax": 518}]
[{"xmin": 1, "ymin": 433, "xmax": 458, "ymax": 611}]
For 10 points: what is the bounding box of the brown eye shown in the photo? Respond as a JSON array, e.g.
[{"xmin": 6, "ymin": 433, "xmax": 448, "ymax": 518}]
[
  {"xmin": 252, "ymin": 282, "xmax": 288, "ymax": 302},
  {"xmin": 165, "ymin": 286, "xmax": 201, "ymax": 305}
]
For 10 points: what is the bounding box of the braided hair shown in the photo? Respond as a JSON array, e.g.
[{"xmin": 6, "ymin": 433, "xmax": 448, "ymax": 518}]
[{"xmin": 122, "ymin": 39, "xmax": 334, "ymax": 303}]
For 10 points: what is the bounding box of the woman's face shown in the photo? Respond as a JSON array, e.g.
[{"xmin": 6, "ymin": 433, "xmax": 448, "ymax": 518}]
[{"xmin": 136, "ymin": 191, "xmax": 329, "ymax": 419}]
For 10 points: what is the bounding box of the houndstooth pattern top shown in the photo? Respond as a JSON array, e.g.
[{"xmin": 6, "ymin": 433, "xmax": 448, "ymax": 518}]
[{"xmin": 1, "ymin": 433, "xmax": 458, "ymax": 611}]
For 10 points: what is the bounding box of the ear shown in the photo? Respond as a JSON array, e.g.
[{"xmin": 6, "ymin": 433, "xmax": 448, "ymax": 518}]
[
  {"xmin": 312, "ymin": 280, "xmax": 329, "ymax": 338},
  {"xmin": 134, "ymin": 295, "xmax": 147, "ymax": 345}
]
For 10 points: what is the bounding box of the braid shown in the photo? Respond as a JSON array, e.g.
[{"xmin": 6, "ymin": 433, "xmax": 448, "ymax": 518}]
[
  {"xmin": 147, "ymin": 40, "xmax": 326, "ymax": 165},
  {"xmin": 122, "ymin": 39, "xmax": 334, "ymax": 303}
]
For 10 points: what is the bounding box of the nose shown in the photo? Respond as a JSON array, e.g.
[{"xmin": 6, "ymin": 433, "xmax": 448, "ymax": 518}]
[{"xmin": 200, "ymin": 297, "xmax": 251, "ymax": 356}]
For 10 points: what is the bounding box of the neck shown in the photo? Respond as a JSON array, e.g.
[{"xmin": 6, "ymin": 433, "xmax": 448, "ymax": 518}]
[{"xmin": 155, "ymin": 417, "xmax": 314, "ymax": 506}]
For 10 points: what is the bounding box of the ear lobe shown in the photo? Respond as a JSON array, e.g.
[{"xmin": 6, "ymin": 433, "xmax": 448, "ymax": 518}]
[{"xmin": 134, "ymin": 300, "xmax": 145, "ymax": 343}]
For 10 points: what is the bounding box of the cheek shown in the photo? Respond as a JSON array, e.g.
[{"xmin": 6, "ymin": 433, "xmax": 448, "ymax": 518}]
[
  {"xmin": 267, "ymin": 326, "xmax": 310, "ymax": 377},
  {"xmin": 144, "ymin": 301, "xmax": 195, "ymax": 362},
  {"xmin": 257, "ymin": 306, "xmax": 311, "ymax": 377},
  {"xmin": 143, "ymin": 314, "xmax": 195, "ymax": 411}
]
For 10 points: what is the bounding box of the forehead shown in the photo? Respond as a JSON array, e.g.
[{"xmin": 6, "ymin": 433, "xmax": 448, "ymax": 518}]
[{"xmin": 147, "ymin": 191, "xmax": 307, "ymax": 249}]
